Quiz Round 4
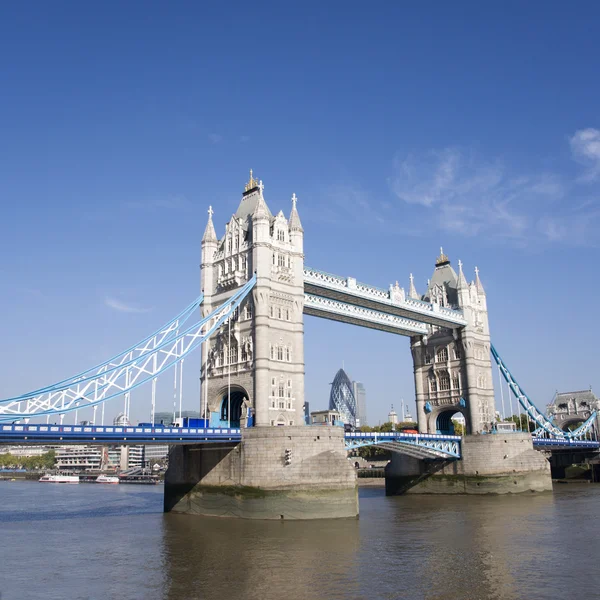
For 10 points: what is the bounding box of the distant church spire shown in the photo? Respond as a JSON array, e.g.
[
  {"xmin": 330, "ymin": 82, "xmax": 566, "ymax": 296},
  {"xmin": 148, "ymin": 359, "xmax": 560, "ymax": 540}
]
[{"xmin": 202, "ymin": 205, "xmax": 217, "ymax": 243}]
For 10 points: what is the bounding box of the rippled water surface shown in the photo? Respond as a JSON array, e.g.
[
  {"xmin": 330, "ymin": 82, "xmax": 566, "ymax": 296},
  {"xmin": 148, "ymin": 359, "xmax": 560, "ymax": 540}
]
[{"xmin": 1, "ymin": 481, "xmax": 599, "ymax": 600}]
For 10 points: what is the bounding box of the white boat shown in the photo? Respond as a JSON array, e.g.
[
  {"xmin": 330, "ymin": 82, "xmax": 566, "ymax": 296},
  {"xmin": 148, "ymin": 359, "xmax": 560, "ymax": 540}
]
[
  {"xmin": 39, "ymin": 474, "xmax": 79, "ymax": 484},
  {"xmin": 95, "ymin": 475, "xmax": 119, "ymax": 484}
]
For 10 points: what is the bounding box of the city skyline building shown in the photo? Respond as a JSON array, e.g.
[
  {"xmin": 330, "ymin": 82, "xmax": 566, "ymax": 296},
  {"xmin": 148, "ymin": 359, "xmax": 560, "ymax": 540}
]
[
  {"xmin": 329, "ymin": 368, "xmax": 358, "ymax": 427},
  {"xmin": 352, "ymin": 381, "xmax": 367, "ymax": 427}
]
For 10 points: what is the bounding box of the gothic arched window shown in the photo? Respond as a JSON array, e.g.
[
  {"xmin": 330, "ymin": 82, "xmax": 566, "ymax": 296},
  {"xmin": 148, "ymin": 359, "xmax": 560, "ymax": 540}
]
[
  {"xmin": 439, "ymin": 372, "xmax": 450, "ymax": 391},
  {"xmin": 436, "ymin": 347, "xmax": 448, "ymax": 362},
  {"xmin": 452, "ymin": 373, "xmax": 460, "ymax": 390},
  {"xmin": 277, "ymin": 346, "xmax": 283, "ymax": 361}
]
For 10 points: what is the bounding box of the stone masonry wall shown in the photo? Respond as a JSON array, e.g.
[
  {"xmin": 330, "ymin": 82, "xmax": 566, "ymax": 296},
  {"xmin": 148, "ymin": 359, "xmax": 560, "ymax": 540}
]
[
  {"xmin": 164, "ymin": 426, "xmax": 358, "ymax": 519},
  {"xmin": 386, "ymin": 433, "xmax": 552, "ymax": 495}
]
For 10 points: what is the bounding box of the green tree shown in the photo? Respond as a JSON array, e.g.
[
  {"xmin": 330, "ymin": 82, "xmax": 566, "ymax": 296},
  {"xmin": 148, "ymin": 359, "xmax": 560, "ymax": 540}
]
[{"xmin": 506, "ymin": 414, "xmax": 535, "ymax": 432}]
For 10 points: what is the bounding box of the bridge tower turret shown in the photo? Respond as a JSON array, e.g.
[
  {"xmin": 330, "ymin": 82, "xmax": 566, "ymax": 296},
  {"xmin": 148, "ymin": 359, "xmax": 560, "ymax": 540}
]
[
  {"xmin": 200, "ymin": 172, "xmax": 306, "ymax": 428},
  {"xmin": 411, "ymin": 250, "xmax": 495, "ymax": 434}
]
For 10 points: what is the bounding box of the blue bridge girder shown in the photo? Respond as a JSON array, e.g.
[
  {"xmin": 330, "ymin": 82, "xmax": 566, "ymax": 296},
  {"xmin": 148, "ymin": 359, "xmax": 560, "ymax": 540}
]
[
  {"xmin": 345, "ymin": 431, "xmax": 462, "ymax": 460},
  {"xmin": 532, "ymin": 438, "xmax": 600, "ymax": 451},
  {"xmin": 0, "ymin": 424, "xmax": 242, "ymax": 446}
]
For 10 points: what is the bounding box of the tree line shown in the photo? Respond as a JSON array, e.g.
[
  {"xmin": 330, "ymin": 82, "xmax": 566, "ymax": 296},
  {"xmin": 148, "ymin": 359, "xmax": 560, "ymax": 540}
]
[{"xmin": 0, "ymin": 450, "xmax": 56, "ymax": 470}]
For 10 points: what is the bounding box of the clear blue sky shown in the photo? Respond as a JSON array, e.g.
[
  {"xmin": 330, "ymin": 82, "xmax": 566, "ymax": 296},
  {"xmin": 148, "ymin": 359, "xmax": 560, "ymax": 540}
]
[{"xmin": 1, "ymin": 2, "xmax": 599, "ymax": 425}]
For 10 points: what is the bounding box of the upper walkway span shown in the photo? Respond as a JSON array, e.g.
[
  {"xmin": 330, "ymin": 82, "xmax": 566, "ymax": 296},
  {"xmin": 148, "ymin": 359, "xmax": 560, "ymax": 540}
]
[{"xmin": 303, "ymin": 267, "xmax": 467, "ymax": 332}]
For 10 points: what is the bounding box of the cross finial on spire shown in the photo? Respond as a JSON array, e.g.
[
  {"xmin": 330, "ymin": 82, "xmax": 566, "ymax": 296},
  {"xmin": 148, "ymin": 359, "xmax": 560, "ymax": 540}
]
[
  {"xmin": 458, "ymin": 259, "xmax": 463, "ymax": 271},
  {"xmin": 409, "ymin": 273, "xmax": 414, "ymax": 283},
  {"xmin": 259, "ymin": 180, "xmax": 264, "ymax": 193},
  {"xmin": 292, "ymin": 192, "xmax": 297, "ymax": 208},
  {"xmin": 208, "ymin": 205, "xmax": 214, "ymax": 219},
  {"xmin": 475, "ymin": 266, "xmax": 479, "ymax": 277}
]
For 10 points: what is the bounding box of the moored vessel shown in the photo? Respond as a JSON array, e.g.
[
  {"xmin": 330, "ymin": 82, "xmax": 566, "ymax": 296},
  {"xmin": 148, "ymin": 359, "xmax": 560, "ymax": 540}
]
[
  {"xmin": 95, "ymin": 475, "xmax": 119, "ymax": 484},
  {"xmin": 39, "ymin": 474, "xmax": 80, "ymax": 484}
]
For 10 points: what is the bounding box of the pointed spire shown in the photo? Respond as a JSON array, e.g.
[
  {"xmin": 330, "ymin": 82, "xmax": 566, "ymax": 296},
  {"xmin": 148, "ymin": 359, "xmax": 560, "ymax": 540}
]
[
  {"xmin": 252, "ymin": 192, "xmax": 269, "ymax": 220},
  {"xmin": 408, "ymin": 273, "xmax": 418, "ymax": 299},
  {"xmin": 202, "ymin": 205, "xmax": 217, "ymax": 243},
  {"xmin": 289, "ymin": 192, "xmax": 303, "ymax": 232},
  {"xmin": 457, "ymin": 259, "xmax": 468, "ymax": 289},
  {"xmin": 475, "ymin": 266, "xmax": 485, "ymax": 293}
]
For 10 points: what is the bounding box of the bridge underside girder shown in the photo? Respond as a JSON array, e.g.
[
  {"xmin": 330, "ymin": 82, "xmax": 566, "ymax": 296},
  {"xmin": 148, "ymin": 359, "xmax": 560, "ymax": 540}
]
[
  {"xmin": 304, "ymin": 294, "xmax": 429, "ymax": 336},
  {"xmin": 345, "ymin": 439, "xmax": 461, "ymax": 460},
  {"xmin": 304, "ymin": 281, "xmax": 466, "ymax": 330}
]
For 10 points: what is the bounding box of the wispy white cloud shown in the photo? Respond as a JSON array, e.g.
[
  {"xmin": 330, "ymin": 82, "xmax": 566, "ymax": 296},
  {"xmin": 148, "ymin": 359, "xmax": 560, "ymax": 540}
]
[
  {"xmin": 390, "ymin": 148, "xmax": 563, "ymax": 241},
  {"xmin": 123, "ymin": 195, "xmax": 192, "ymax": 211},
  {"xmin": 105, "ymin": 297, "xmax": 152, "ymax": 314},
  {"xmin": 208, "ymin": 133, "xmax": 223, "ymax": 144},
  {"xmin": 309, "ymin": 184, "xmax": 424, "ymax": 235},
  {"xmin": 570, "ymin": 128, "xmax": 600, "ymax": 182}
]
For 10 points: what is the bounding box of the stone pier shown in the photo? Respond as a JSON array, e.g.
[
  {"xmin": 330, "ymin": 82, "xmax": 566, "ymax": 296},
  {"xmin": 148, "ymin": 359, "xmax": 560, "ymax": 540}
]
[
  {"xmin": 385, "ymin": 433, "xmax": 552, "ymax": 495},
  {"xmin": 164, "ymin": 426, "xmax": 358, "ymax": 520}
]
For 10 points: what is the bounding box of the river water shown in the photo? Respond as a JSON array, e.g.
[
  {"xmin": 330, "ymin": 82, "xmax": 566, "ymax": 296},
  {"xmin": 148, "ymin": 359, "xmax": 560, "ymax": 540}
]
[{"xmin": 0, "ymin": 481, "xmax": 599, "ymax": 600}]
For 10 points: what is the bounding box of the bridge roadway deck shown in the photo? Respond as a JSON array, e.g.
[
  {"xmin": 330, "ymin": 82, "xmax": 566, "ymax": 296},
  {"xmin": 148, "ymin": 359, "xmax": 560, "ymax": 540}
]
[
  {"xmin": 0, "ymin": 424, "xmax": 242, "ymax": 445},
  {"xmin": 1, "ymin": 424, "xmax": 597, "ymax": 455},
  {"xmin": 532, "ymin": 438, "xmax": 600, "ymax": 450}
]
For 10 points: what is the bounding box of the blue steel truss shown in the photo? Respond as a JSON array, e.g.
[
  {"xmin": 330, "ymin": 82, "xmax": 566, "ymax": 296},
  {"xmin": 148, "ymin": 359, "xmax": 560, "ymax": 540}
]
[
  {"xmin": 7, "ymin": 295, "xmax": 204, "ymax": 401},
  {"xmin": 491, "ymin": 345, "xmax": 597, "ymax": 440},
  {"xmin": 0, "ymin": 277, "xmax": 256, "ymax": 422},
  {"xmin": 345, "ymin": 431, "xmax": 461, "ymax": 460}
]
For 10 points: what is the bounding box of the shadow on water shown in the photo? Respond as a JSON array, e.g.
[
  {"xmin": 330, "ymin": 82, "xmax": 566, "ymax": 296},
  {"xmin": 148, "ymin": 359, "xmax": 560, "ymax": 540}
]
[{"xmin": 162, "ymin": 511, "xmax": 362, "ymax": 600}]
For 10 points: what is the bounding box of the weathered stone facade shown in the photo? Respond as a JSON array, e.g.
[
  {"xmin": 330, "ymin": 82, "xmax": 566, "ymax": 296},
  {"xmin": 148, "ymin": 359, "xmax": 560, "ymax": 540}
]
[
  {"xmin": 200, "ymin": 176, "xmax": 305, "ymax": 427},
  {"xmin": 164, "ymin": 426, "xmax": 358, "ymax": 519},
  {"xmin": 385, "ymin": 433, "xmax": 552, "ymax": 495},
  {"xmin": 546, "ymin": 389, "xmax": 599, "ymax": 432},
  {"xmin": 411, "ymin": 252, "xmax": 495, "ymax": 435}
]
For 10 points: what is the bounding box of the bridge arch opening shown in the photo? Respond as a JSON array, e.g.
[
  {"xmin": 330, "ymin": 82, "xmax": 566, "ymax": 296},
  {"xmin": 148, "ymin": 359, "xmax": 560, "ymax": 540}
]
[
  {"xmin": 218, "ymin": 385, "xmax": 250, "ymax": 428},
  {"xmin": 560, "ymin": 418, "xmax": 585, "ymax": 433},
  {"xmin": 435, "ymin": 410, "xmax": 467, "ymax": 436}
]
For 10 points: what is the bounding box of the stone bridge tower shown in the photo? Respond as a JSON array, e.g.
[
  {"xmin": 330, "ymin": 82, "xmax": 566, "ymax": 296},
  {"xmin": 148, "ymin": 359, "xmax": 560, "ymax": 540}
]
[
  {"xmin": 166, "ymin": 172, "xmax": 357, "ymax": 520},
  {"xmin": 410, "ymin": 250, "xmax": 495, "ymax": 434},
  {"xmin": 200, "ymin": 172, "xmax": 305, "ymax": 428}
]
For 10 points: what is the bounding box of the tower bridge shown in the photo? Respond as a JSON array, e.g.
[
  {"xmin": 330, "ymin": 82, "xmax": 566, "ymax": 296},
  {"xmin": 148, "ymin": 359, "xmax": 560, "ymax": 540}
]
[{"xmin": 1, "ymin": 171, "xmax": 597, "ymax": 518}]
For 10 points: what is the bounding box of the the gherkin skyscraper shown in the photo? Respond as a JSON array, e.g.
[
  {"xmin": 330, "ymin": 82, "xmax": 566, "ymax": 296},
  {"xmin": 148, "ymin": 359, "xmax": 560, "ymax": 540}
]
[{"xmin": 329, "ymin": 368, "xmax": 357, "ymax": 426}]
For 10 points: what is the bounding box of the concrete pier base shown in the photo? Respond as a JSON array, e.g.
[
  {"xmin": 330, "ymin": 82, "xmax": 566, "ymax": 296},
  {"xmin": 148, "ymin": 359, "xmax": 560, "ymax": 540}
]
[
  {"xmin": 164, "ymin": 426, "xmax": 358, "ymax": 520},
  {"xmin": 385, "ymin": 433, "xmax": 552, "ymax": 495}
]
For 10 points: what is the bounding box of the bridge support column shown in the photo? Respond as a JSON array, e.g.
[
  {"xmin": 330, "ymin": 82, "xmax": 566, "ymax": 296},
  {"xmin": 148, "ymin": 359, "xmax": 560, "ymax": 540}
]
[
  {"xmin": 385, "ymin": 433, "xmax": 552, "ymax": 495},
  {"xmin": 164, "ymin": 426, "xmax": 358, "ymax": 519}
]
